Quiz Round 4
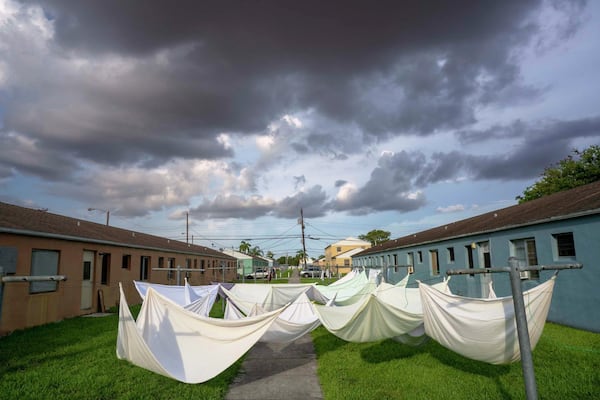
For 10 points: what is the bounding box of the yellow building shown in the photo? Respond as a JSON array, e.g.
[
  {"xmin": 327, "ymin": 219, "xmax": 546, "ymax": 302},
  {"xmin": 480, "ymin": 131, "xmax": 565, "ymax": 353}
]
[{"xmin": 324, "ymin": 237, "xmax": 371, "ymax": 275}]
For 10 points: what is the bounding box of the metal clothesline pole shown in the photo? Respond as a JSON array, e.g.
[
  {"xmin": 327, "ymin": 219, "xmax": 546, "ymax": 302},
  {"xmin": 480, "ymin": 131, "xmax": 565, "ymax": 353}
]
[{"xmin": 446, "ymin": 257, "xmax": 582, "ymax": 400}]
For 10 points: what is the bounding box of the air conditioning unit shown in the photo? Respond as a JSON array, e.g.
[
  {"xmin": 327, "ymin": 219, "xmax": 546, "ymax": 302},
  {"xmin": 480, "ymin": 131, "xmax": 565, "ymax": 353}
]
[{"xmin": 519, "ymin": 270, "xmax": 530, "ymax": 280}]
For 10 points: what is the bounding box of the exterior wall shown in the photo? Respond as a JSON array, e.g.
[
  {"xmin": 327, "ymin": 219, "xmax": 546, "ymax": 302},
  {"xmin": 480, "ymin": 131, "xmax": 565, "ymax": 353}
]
[
  {"xmin": 353, "ymin": 214, "xmax": 600, "ymax": 332},
  {"xmin": 0, "ymin": 233, "xmax": 236, "ymax": 334},
  {"xmin": 324, "ymin": 241, "xmax": 370, "ymax": 273},
  {"xmin": 330, "ymin": 256, "xmax": 353, "ymax": 275},
  {"xmin": 235, "ymin": 257, "xmax": 269, "ymax": 278}
]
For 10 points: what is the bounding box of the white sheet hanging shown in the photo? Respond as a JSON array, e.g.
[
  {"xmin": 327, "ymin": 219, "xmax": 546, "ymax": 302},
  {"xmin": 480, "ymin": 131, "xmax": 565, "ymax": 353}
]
[
  {"xmin": 419, "ymin": 276, "xmax": 556, "ymax": 365},
  {"xmin": 116, "ymin": 283, "xmax": 284, "ymax": 383},
  {"xmin": 312, "ymin": 270, "xmax": 374, "ymax": 305},
  {"xmin": 313, "ymin": 282, "xmax": 425, "ymax": 342},
  {"xmin": 133, "ymin": 281, "xmax": 219, "ymax": 316},
  {"xmin": 328, "ymin": 269, "xmax": 358, "ymax": 287},
  {"xmin": 224, "ymin": 290, "xmax": 322, "ymax": 343}
]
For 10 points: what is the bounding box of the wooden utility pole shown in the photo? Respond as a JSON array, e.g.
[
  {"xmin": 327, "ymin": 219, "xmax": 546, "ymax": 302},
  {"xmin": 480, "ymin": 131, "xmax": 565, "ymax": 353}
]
[{"xmin": 300, "ymin": 208, "xmax": 307, "ymax": 269}]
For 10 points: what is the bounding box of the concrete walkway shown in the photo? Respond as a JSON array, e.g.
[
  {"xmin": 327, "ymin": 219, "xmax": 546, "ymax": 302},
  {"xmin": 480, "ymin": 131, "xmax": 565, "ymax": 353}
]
[{"xmin": 225, "ymin": 268, "xmax": 323, "ymax": 400}]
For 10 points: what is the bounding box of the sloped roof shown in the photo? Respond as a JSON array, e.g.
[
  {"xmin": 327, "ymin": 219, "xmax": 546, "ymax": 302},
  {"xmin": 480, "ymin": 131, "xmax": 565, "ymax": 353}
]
[
  {"xmin": 0, "ymin": 202, "xmax": 234, "ymax": 259},
  {"xmin": 332, "ymin": 247, "xmax": 366, "ymax": 259},
  {"xmin": 358, "ymin": 180, "xmax": 600, "ymax": 256},
  {"xmin": 325, "ymin": 237, "xmax": 371, "ymax": 248},
  {"xmin": 221, "ymin": 248, "xmax": 253, "ymax": 260}
]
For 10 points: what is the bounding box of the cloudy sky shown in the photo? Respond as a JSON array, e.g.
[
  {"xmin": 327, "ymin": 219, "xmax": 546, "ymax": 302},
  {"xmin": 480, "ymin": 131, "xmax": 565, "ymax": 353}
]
[{"xmin": 1, "ymin": 0, "xmax": 599, "ymax": 258}]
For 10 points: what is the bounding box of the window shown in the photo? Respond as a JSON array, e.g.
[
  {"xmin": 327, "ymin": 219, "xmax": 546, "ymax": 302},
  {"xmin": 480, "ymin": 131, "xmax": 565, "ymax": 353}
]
[
  {"xmin": 336, "ymin": 247, "xmax": 342, "ymax": 252},
  {"xmin": 511, "ymin": 238, "xmax": 539, "ymax": 279},
  {"xmin": 393, "ymin": 254, "xmax": 398, "ymax": 266},
  {"xmin": 430, "ymin": 250, "xmax": 440, "ymax": 275},
  {"xmin": 194, "ymin": 259, "xmax": 198, "ymax": 269},
  {"xmin": 479, "ymin": 241, "xmax": 491, "ymax": 269},
  {"xmin": 201, "ymin": 259, "xmax": 205, "ymax": 274},
  {"xmin": 140, "ymin": 256, "xmax": 150, "ymax": 281},
  {"xmin": 417, "ymin": 251, "xmax": 423, "ymax": 263},
  {"xmin": 447, "ymin": 247, "xmax": 455, "ymax": 263},
  {"xmin": 122, "ymin": 254, "xmax": 131, "ymax": 269},
  {"xmin": 407, "ymin": 252, "xmax": 414, "ymax": 268},
  {"xmin": 554, "ymin": 233, "xmax": 576, "ymax": 257},
  {"xmin": 344, "ymin": 259, "xmax": 350, "ymax": 266},
  {"xmin": 100, "ymin": 253, "xmax": 110, "ymax": 285},
  {"xmin": 158, "ymin": 257, "xmax": 165, "ymax": 268},
  {"xmin": 167, "ymin": 258, "xmax": 175, "ymax": 281},
  {"xmin": 30, "ymin": 250, "xmax": 59, "ymax": 293},
  {"xmin": 465, "ymin": 245, "xmax": 475, "ymax": 276}
]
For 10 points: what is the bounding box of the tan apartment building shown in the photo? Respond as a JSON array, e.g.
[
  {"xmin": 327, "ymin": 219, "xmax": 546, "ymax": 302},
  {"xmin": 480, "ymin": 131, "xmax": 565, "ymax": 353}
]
[
  {"xmin": 324, "ymin": 237, "xmax": 371, "ymax": 275},
  {"xmin": 0, "ymin": 202, "xmax": 236, "ymax": 335}
]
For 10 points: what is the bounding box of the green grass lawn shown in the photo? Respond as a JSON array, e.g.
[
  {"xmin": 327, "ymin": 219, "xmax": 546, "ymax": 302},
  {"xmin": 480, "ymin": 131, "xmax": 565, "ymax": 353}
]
[
  {"xmin": 312, "ymin": 322, "xmax": 600, "ymax": 400},
  {"xmin": 0, "ymin": 300, "xmax": 238, "ymax": 400},
  {"xmin": 1, "ymin": 297, "xmax": 598, "ymax": 400}
]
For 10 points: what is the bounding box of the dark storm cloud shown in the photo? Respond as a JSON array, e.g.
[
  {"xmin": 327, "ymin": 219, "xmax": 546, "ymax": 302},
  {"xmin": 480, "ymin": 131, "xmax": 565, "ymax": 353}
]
[
  {"xmin": 14, "ymin": 0, "xmax": 586, "ymax": 166},
  {"xmin": 190, "ymin": 194, "xmax": 275, "ymax": 219},
  {"xmin": 1, "ymin": 0, "xmax": 593, "ymax": 220},
  {"xmin": 457, "ymin": 116, "xmax": 600, "ymax": 180},
  {"xmin": 0, "ymin": 133, "xmax": 79, "ymax": 180},
  {"xmin": 176, "ymin": 113, "xmax": 600, "ymax": 220},
  {"xmin": 189, "ymin": 185, "xmax": 329, "ymax": 220},
  {"xmin": 274, "ymin": 185, "xmax": 329, "ymax": 219},
  {"xmin": 332, "ymin": 151, "xmax": 427, "ymax": 215}
]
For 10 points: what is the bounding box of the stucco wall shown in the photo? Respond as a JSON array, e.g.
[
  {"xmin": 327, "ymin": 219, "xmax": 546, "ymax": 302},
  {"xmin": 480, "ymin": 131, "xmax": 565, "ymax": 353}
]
[
  {"xmin": 0, "ymin": 233, "xmax": 236, "ymax": 334},
  {"xmin": 354, "ymin": 214, "xmax": 600, "ymax": 332}
]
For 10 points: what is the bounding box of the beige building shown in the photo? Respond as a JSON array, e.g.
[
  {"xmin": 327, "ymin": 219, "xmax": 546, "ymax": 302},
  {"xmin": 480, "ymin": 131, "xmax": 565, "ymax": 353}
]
[
  {"xmin": 0, "ymin": 202, "xmax": 236, "ymax": 335},
  {"xmin": 324, "ymin": 237, "xmax": 371, "ymax": 275}
]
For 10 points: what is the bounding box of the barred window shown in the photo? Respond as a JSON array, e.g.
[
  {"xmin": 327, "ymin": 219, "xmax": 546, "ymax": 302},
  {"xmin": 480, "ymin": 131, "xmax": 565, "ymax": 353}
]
[{"xmin": 554, "ymin": 233, "xmax": 576, "ymax": 257}]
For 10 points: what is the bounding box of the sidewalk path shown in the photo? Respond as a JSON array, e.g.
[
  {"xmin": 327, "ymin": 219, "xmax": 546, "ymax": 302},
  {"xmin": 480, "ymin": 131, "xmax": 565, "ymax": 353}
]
[{"xmin": 225, "ymin": 268, "xmax": 323, "ymax": 400}]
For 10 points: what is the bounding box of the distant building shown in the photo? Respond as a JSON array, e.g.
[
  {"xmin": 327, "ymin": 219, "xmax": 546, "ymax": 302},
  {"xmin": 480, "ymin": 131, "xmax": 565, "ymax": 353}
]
[
  {"xmin": 324, "ymin": 237, "xmax": 371, "ymax": 275},
  {"xmin": 0, "ymin": 202, "xmax": 236, "ymax": 335},
  {"xmin": 220, "ymin": 248, "xmax": 269, "ymax": 278},
  {"xmin": 353, "ymin": 180, "xmax": 600, "ymax": 333}
]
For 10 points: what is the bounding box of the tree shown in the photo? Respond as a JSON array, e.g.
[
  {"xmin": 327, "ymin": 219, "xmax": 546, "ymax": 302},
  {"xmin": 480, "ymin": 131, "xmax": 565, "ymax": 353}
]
[
  {"xmin": 239, "ymin": 240, "xmax": 251, "ymax": 254},
  {"xmin": 266, "ymin": 251, "xmax": 274, "ymax": 259},
  {"xmin": 516, "ymin": 146, "xmax": 600, "ymax": 203},
  {"xmin": 249, "ymin": 246, "xmax": 263, "ymax": 256},
  {"xmin": 359, "ymin": 229, "xmax": 391, "ymax": 246},
  {"xmin": 296, "ymin": 249, "xmax": 308, "ymax": 267}
]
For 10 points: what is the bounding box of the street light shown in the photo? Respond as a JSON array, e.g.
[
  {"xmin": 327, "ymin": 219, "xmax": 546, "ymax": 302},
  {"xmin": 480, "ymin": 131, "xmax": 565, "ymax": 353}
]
[{"xmin": 88, "ymin": 208, "xmax": 110, "ymax": 226}]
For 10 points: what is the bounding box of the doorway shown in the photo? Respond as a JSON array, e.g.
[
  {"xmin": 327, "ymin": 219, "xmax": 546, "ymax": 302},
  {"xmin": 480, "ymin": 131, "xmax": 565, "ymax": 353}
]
[{"xmin": 81, "ymin": 251, "xmax": 94, "ymax": 309}]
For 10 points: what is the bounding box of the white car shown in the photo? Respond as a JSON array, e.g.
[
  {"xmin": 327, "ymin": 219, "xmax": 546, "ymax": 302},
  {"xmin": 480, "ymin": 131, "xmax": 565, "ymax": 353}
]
[
  {"xmin": 301, "ymin": 267, "xmax": 321, "ymax": 278},
  {"xmin": 246, "ymin": 268, "xmax": 269, "ymax": 279}
]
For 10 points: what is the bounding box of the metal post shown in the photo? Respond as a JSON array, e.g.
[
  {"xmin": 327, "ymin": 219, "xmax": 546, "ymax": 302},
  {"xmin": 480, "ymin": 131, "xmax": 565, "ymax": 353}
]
[
  {"xmin": 508, "ymin": 257, "xmax": 538, "ymax": 400},
  {"xmin": 0, "ymin": 266, "xmax": 4, "ymax": 326},
  {"xmin": 176, "ymin": 265, "xmax": 181, "ymax": 286}
]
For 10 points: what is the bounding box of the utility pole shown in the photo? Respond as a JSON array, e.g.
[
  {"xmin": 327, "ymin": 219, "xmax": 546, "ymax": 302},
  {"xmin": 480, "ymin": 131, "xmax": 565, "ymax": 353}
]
[
  {"xmin": 186, "ymin": 211, "xmax": 189, "ymax": 244},
  {"xmin": 300, "ymin": 208, "xmax": 307, "ymax": 269}
]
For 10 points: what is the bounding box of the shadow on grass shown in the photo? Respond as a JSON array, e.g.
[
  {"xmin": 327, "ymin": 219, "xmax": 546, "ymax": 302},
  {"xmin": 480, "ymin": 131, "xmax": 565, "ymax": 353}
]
[
  {"xmin": 359, "ymin": 338, "xmax": 425, "ymax": 363},
  {"xmin": 311, "ymin": 326, "xmax": 352, "ymax": 356},
  {"xmin": 359, "ymin": 338, "xmax": 514, "ymax": 399}
]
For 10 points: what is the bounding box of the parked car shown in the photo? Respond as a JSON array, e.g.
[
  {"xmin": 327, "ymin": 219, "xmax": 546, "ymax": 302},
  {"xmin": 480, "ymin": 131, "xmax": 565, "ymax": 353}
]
[
  {"xmin": 300, "ymin": 266, "xmax": 322, "ymax": 278},
  {"xmin": 246, "ymin": 268, "xmax": 269, "ymax": 279}
]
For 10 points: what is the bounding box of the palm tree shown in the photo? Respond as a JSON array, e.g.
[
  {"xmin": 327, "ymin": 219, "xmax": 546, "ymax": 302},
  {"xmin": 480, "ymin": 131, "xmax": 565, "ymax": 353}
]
[
  {"xmin": 239, "ymin": 240, "xmax": 251, "ymax": 254},
  {"xmin": 249, "ymin": 246, "xmax": 263, "ymax": 256},
  {"xmin": 296, "ymin": 249, "xmax": 308, "ymax": 267},
  {"xmin": 266, "ymin": 251, "xmax": 274, "ymax": 259}
]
